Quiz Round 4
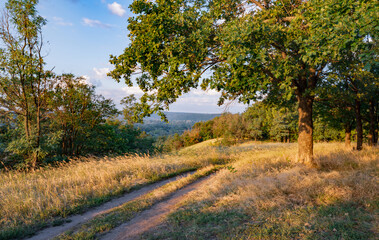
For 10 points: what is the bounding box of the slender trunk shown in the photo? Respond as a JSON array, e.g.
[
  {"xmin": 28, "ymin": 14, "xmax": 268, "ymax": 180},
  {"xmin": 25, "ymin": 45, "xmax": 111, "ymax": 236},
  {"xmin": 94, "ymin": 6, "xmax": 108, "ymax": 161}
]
[
  {"xmin": 344, "ymin": 123, "xmax": 351, "ymax": 148},
  {"xmin": 35, "ymin": 105, "xmax": 41, "ymax": 165},
  {"xmin": 24, "ymin": 114, "xmax": 30, "ymax": 139},
  {"xmin": 297, "ymin": 95, "xmax": 315, "ymax": 165},
  {"xmin": 368, "ymin": 99, "xmax": 377, "ymax": 146},
  {"xmin": 355, "ymin": 99, "xmax": 363, "ymax": 150}
]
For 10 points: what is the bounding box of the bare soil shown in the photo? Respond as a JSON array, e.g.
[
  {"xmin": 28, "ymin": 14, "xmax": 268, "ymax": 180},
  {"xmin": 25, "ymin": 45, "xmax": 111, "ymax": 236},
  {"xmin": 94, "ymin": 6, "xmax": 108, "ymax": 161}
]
[{"xmin": 100, "ymin": 175, "xmax": 213, "ymax": 240}]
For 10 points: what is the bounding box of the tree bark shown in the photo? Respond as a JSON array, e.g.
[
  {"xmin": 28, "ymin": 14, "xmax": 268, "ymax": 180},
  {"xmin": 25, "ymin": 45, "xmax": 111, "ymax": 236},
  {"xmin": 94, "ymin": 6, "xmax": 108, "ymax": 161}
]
[
  {"xmin": 297, "ymin": 95, "xmax": 314, "ymax": 165},
  {"xmin": 368, "ymin": 98, "xmax": 377, "ymax": 146},
  {"xmin": 355, "ymin": 99, "xmax": 363, "ymax": 150},
  {"xmin": 344, "ymin": 123, "xmax": 351, "ymax": 148}
]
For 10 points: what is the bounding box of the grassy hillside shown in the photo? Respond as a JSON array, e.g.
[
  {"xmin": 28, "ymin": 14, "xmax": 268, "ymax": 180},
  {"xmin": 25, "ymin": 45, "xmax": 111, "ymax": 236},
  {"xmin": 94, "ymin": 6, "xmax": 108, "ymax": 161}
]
[
  {"xmin": 1, "ymin": 142, "xmax": 377, "ymax": 239},
  {"xmin": 143, "ymin": 142, "xmax": 378, "ymax": 240},
  {"xmin": 0, "ymin": 149, "xmax": 230, "ymax": 239}
]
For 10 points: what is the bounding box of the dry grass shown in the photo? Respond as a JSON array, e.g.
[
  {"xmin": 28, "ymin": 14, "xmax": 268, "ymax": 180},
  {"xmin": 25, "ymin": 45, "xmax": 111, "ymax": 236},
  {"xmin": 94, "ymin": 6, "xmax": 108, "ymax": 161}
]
[
  {"xmin": 0, "ymin": 148, "xmax": 230, "ymax": 239},
  {"xmin": 56, "ymin": 165, "xmax": 221, "ymax": 240},
  {"xmin": 144, "ymin": 142, "xmax": 379, "ymax": 239}
]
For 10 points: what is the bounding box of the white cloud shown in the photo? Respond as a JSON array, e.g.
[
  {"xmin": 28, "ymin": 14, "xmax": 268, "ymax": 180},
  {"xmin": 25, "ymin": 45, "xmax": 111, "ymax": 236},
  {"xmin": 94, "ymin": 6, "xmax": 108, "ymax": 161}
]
[
  {"xmin": 107, "ymin": 2, "xmax": 126, "ymax": 17},
  {"xmin": 82, "ymin": 18, "xmax": 112, "ymax": 28},
  {"xmin": 191, "ymin": 88, "xmax": 220, "ymax": 96},
  {"xmin": 122, "ymin": 86, "xmax": 144, "ymax": 95},
  {"xmin": 93, "ymin": 67, "xmax": 110, "ymax": 79},
  {"xmin": 52, "ymin": 16, "xmax": 73, "ymax": 26},
  {"xmin": 81, "ymin": 75, "xmax": 102, "ymax": 87}
]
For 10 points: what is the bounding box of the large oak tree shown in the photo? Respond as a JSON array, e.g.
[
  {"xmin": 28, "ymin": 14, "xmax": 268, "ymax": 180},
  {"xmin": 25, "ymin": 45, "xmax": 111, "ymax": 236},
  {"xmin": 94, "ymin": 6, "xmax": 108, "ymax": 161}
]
[{"xmin": 109, "ymin": 0, "xmax": 377, "ymax": 166}]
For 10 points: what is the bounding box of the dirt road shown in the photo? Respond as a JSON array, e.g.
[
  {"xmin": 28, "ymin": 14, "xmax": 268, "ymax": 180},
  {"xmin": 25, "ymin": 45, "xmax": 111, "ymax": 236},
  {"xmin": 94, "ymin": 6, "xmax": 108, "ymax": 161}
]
[
  {"xmin": 28, "ymin": 172, "xmax": 195, "ymax": 240},
  {"xmin": 101, "ymin": 175, "xmax": 213, "ymax": 240}
]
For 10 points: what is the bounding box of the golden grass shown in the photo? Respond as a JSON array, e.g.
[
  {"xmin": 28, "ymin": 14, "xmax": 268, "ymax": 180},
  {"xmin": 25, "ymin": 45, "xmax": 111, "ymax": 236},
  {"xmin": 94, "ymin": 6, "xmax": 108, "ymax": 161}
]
[
  {"xmin": 56, "ymin": 165, "xmax": 221, "ymax": 240},
  {"xmin": 145, "ymin": 142, "xmax": 378, "ymax": 239},
  {"xmin": 184, "ymin": 143, "xmax": 378, "ymax": 210},
  {"xmin": 0, "ymin": 147, "xmax": 229, "ymax": 237}
]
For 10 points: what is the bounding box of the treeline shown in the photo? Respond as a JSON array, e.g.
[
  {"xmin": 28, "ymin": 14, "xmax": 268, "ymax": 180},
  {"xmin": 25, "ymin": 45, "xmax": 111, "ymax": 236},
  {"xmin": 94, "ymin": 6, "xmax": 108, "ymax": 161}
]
[
  {"xmin": 0, "ymin": 74, "xmax": 154, "ymax": 169},
  {"xmin": 161, "ymin": 98, "xmax": 377, "ymax": 152},
  {"xmin": 0, "ymin": 2, "xmax": 153, "ymax": 169}
]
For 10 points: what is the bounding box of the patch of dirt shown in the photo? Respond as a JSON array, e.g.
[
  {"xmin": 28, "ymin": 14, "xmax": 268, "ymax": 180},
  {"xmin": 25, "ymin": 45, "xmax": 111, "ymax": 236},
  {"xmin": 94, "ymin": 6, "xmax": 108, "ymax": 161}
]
[
  {"xmin": 100, "ymin": 175, "xmax": 213, "ymax": 240},
  {"xmin": 27, "ymin": 172, "xmax": 195, "ymax": 240}
]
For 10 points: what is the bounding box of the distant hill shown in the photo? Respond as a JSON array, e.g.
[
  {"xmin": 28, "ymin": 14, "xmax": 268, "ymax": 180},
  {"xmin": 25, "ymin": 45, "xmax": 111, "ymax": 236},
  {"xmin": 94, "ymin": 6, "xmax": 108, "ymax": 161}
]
[
  {"xmin": 144, "ymin": 112, "xmax": 221, "ymax": 122},
  {"xmin": 137, "ymin": 112, "xmax": 221, "ymax": 137}
]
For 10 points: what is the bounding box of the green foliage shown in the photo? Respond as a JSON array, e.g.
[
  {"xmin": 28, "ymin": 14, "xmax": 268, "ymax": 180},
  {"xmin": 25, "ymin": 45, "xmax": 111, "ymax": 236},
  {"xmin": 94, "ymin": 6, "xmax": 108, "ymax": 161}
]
[
  {"xmin": 0, "ymin": 0, "xmax": 53, "ymax": 167},
  {"xmin": 161, "ymin": 100, "xmax": 352, "ymax": 151},
  {"xmin": 110, "ymin": 0, "xmax": 378, "ymax": 164}
]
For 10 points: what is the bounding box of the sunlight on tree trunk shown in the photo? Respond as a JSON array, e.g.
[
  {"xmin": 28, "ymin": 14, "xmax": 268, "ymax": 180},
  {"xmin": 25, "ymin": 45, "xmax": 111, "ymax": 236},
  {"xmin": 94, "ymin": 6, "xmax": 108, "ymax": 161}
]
[{"xmin": 297, "ymin": 95, "xmax": 315, "ymax": 166}]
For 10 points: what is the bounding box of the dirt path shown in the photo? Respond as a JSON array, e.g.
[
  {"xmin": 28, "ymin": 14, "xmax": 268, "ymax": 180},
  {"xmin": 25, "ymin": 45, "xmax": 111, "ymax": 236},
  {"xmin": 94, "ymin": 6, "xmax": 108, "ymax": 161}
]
[
  {"xmin": 101, "ymin": 175, "xmax": 213, "ymax": 240},
  {"xmin": 27, "ymin": 172, "xmax": 195, "ymax": 240}
]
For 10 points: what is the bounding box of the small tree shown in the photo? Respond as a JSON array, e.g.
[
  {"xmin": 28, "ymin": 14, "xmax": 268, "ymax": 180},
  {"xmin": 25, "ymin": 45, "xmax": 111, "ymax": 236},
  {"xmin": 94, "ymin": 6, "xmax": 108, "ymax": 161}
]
[
  {"xmin": 49, "ymin": 74, "xmax": 118, "ymax": 156},
  {"xmin": 0, "ymin": 0, "xmax": 53, "ymax": 167}
]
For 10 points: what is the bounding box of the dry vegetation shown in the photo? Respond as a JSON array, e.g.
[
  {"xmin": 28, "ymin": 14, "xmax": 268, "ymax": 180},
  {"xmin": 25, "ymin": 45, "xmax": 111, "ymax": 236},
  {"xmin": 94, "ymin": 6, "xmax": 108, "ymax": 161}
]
[
  {"xmin": 56, "ymin": 165, "xmax": 221, "ymax": 240},
  {"xmin": 0, "ymin": 148, "xmax": 230, "ymax": 239},
  {"xmin": 144, "ymin": 142, "xmax": 379, "ymax": 240},
  {"xmin": 1, "ymin": 142, "xmax": 377, "ymax": 240}
]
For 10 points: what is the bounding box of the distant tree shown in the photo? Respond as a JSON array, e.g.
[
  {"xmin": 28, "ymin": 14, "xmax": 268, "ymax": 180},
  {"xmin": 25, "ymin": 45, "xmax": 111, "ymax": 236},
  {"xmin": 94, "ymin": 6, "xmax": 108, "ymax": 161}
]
[
  {"xmin": 121, "ymin": 94, "xmax": 138, "ymax": 125},
  {"xmin": 49, "ymin": 74, "xmax": 118, "ymax": 156},
  {"xmin": 243, "ymin": 102, "xmax": 269, "ymax": 141}
]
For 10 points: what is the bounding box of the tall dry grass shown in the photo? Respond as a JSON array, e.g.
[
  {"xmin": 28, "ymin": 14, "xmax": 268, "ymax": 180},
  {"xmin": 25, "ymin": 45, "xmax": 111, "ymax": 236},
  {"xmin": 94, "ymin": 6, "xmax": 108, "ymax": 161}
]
[
  {"xmin": 183, "ymin": 143, "xmax": 378, "ymax": 210},
  {"xmin": 148, "ymin": 142, "xmax": 378, "ymax": 239},
  {"xmin": 0, "ymin": 147, "xmax": 229, "ymax": 235}
]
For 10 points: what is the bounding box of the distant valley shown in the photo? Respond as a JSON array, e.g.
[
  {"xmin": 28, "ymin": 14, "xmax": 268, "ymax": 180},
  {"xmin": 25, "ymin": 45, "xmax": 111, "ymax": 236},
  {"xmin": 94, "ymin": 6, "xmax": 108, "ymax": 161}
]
[{"xmin": 137, "ymin": 112, "xmax": 221, "ymax": 137}]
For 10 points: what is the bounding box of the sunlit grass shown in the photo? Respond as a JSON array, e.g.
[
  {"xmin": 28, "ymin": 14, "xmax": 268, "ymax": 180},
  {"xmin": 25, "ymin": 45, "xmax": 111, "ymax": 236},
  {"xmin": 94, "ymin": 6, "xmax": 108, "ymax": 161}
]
[
  {"xmin": 143, "ymin": 143, "xmax": 379, "ymax": 240},
  {"xmin": 0, "ymin": 147, "xmax": 230, "ymax": 239},
  {"xmin": 56, "ymin": 165, "xmax": 222, "ymax": 240}
]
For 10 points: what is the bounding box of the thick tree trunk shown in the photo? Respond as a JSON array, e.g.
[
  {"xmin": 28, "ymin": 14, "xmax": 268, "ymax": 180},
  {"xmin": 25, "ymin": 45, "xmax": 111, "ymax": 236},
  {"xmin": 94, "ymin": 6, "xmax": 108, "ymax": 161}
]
[
  {"xmin": 297, "ymin": 95, "xmax": 315, "ymax": 166},
  {"xmin": 355, "ymin": 99, "xmax": 363, "ymax": 150},
  {"xmin": 368, "ymin": 99, "xmax": 377, "ymax": 146},
  {"xmin": 344, "ymin": 123, "xmax": 351, "ymax": 148}
]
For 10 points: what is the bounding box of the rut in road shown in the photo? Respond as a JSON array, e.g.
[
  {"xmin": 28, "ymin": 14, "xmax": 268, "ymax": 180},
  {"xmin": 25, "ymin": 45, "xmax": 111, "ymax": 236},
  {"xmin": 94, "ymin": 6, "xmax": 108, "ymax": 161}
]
[
  {"xmin": 101, "ymin": 175, "xmax": 213, "ymax": 240},
  {"xmin": 27, "ymin": 171, "xmax": 195, "ymax": 240}
]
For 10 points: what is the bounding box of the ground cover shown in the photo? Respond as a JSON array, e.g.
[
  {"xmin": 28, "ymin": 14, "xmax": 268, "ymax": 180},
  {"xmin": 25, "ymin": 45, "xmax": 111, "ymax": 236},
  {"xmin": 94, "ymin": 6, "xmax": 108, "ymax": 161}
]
[
  {"xmin": 0, "ymin": 144, "xmax": 229, "ymax": 240},
  {"xmin": 142, "ymin": 143, "xmax": 378, "ymax": 240}
]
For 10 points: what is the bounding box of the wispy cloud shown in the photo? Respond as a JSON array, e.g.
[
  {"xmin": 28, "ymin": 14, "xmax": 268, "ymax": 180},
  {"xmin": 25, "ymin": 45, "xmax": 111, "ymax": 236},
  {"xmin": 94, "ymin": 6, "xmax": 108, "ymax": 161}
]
[
  {"xmin": 52, "ymin": 17, "xmax": 73, "ymax": 26},
  {"xmin": 82, "ymin": 18, "xmax": 112, "ymax": 28},
  {"xmin": 107, "ymin": 2, "xmax": 126, "ymax": 17}
]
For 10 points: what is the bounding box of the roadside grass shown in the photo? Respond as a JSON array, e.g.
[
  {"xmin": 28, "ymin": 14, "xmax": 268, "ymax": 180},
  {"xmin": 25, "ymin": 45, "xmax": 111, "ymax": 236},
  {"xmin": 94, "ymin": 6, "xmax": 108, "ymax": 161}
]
[
  {"xmin": 0, "ymin": 147, "xmax": 231, "ymax": 240},
  {"xmin": 55, "ymin": 165, "xmax": 223, "ymax": 240},
  {"xmin": 143, "ymin": 143, "xmax": 378, "ymax": 240}
]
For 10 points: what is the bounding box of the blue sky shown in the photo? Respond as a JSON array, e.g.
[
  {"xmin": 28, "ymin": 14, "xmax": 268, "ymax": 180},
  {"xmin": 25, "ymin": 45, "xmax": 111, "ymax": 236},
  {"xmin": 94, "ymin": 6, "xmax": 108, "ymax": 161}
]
[{"xmin": 1, "ymin": 0, "xmax": 246, "ymax": 113}]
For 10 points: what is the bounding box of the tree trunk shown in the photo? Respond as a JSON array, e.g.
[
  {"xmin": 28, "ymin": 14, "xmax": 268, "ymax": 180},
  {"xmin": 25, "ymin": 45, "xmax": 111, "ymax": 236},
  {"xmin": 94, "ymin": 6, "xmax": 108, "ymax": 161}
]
[
  {"xmin": 297, "ymin": 95, "xmax": 315, "ymax": 166},
  {"xmin": 355, "ymin": 99, "xmax": 363, "ymax": 150},
  {"xmin": 368, "ymin": 99, "xmax": 377, "ymax": 146},
  {"xmin": 344, "ymin": 123, "xmax": 351, "ymax": 148},
  {"xmin": 24, "ymin": 114, "xmax": 30, "ymax": 139},
  {"xmin": 34, "ymin": 106, "xmax": 41, "ymax": 166}
]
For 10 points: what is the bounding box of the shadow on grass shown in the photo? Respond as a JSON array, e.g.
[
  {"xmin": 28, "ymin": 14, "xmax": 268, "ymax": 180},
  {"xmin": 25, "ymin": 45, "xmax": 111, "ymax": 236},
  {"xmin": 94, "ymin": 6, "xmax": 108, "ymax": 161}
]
[
  {"xmin": 143, "ymin": 200, "xmax": 376, "ymax": 240},
  {"xmin": 232, "ymin": 201, "xmax": 376, "ymax": 240}
]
